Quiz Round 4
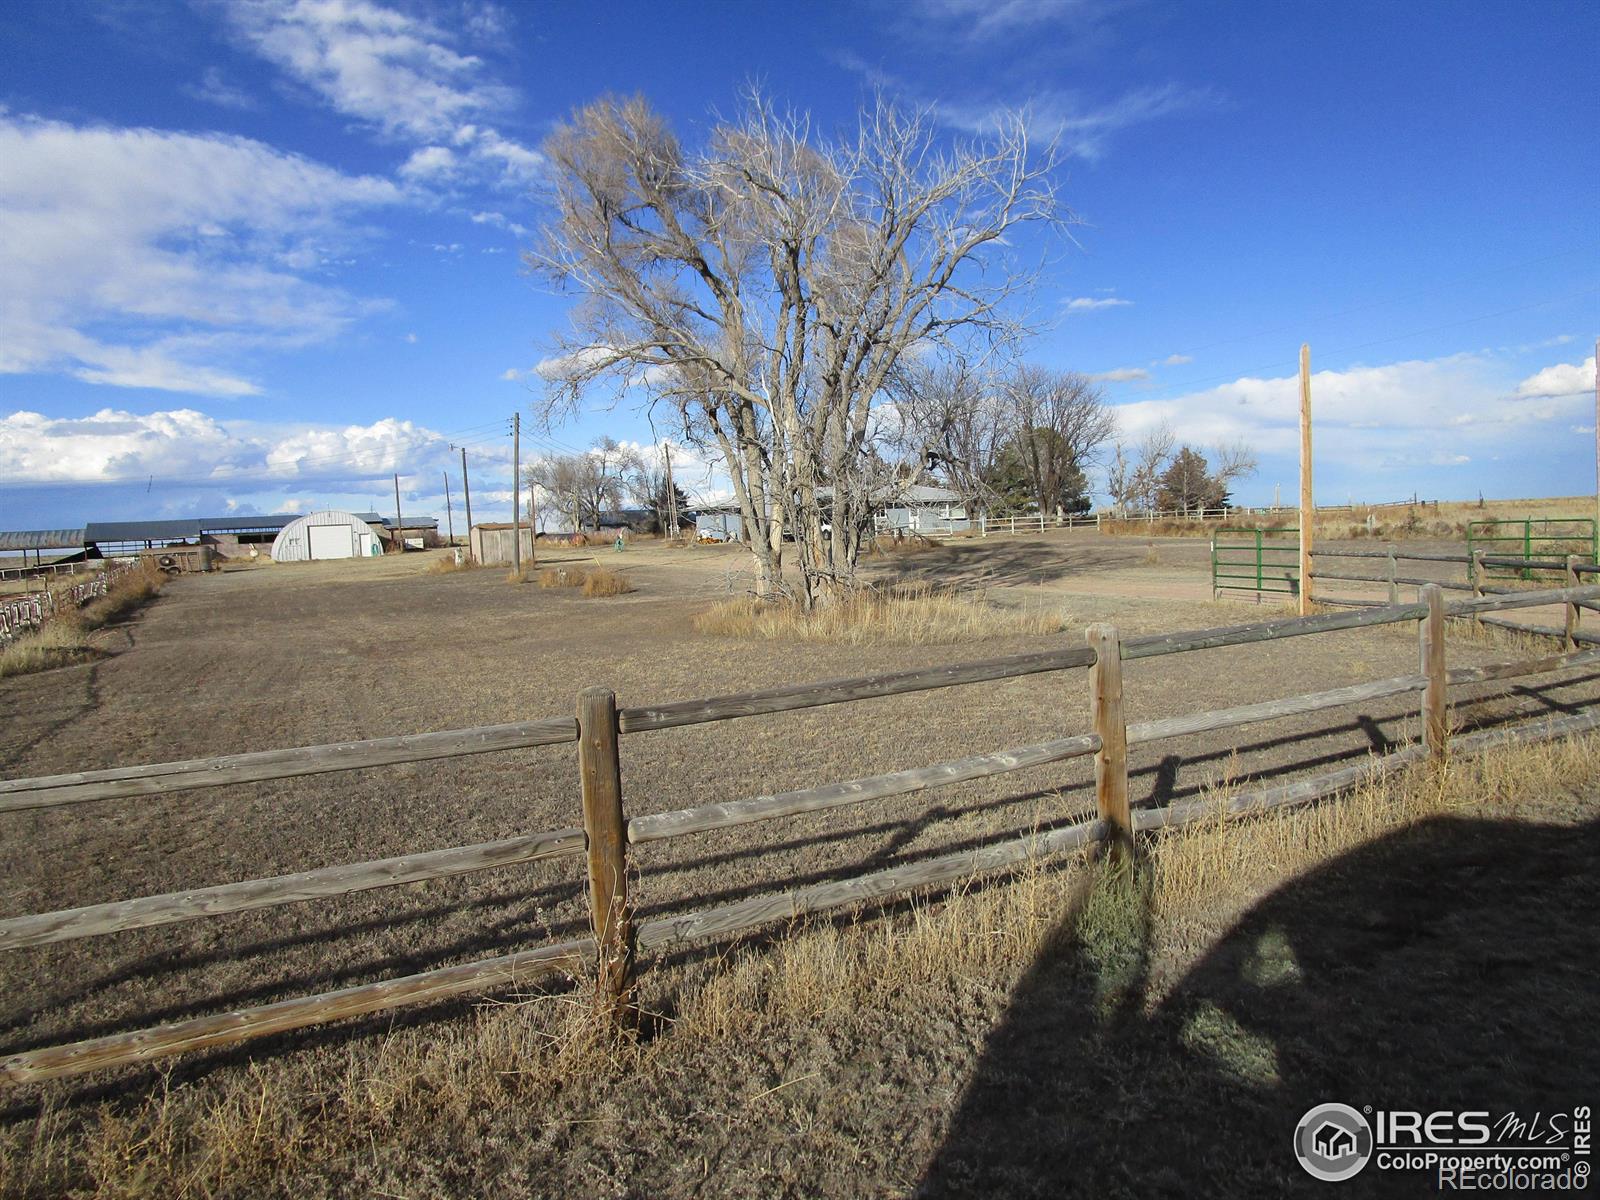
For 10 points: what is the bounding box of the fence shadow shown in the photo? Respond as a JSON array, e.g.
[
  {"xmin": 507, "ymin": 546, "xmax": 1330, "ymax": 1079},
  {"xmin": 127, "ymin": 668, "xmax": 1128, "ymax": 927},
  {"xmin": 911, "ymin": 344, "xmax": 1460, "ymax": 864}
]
[{"xmin": 918, "ymin": 812, "xmax": 1600, "ymax": 1198}]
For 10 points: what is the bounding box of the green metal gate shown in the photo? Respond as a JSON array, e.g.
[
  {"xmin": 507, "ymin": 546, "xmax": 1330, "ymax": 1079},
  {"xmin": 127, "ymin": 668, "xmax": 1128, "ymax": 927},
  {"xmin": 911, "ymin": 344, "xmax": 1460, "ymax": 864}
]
[
  {"xmin": 1211, "ymin": 528, "xmax": 1300, "ymax": 600},
  {"xmin": 1466, "ymin": 518, "xmax": 1596, "ymax": 582}
]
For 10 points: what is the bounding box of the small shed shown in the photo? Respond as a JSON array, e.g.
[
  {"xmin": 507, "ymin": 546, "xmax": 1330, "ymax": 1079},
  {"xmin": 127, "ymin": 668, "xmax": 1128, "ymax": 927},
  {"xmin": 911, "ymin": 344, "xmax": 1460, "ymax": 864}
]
[
  {"xmin": 469, "ymin": 523, "xmax": 536, "ymax": 565},
  {"xmin": 269, "ymin": 510, "xmax": 383, "ymax": 562}
]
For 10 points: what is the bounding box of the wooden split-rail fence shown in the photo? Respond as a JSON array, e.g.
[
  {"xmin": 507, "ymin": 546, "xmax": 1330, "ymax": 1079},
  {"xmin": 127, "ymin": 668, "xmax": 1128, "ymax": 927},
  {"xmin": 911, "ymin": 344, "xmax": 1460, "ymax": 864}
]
[{"xmin": 2, "ymin": 582, "xmax": 1599, "ymax": 1085}]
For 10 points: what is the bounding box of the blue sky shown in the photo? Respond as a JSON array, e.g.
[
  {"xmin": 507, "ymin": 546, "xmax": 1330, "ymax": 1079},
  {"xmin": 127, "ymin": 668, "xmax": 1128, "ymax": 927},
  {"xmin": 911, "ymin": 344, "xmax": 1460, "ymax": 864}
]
[{"xmin": 1, "ymin": 0, "xmax": 1595, "ymax": 531}]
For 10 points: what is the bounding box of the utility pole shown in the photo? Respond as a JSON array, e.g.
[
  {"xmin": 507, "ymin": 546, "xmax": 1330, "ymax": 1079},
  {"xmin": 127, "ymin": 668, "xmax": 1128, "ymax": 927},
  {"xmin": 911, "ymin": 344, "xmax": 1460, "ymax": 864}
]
[
  {"xmin": 511, "ymin": 411, "xmax": 522, "ymax": 574},
  {"xmin": 663, "ymin": 442, "xmax": 679, "ymax": 538},
  {"xmin": 443, "ymin": 471, "xmax": 455, "ymax": 548},
  {"xmin": 1298, "ymin": 344, "xmax": 1313, "ymax": 616},
  {"xmin": 393, "ymin": 472, "xmax": 404, "ymax": 554},
  {"xmin": 1594, "ymin": 337, "xmax": 1598, "ymax": 547},
  {"xmin": 458, "ymin": 445, "xmax": 474, "ymax": 560}
]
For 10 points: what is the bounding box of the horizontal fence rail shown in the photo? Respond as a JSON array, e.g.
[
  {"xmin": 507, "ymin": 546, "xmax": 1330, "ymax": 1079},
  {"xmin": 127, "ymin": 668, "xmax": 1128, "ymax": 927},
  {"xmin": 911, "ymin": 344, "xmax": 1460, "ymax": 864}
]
[
  {"xmin": 617, "ymin": 645, "xmax": 1098, "ymax": 733},
  {"xmin": 5, "ymin": 583, "xmax": 1600, "ymax": 1085},
  {"xmin": 0, "ymin": 827, "xmax": 585, "ymax": 951},
  {"xmin": 0, "ymin": 717, "xmax": 580, "ymax": 811}
]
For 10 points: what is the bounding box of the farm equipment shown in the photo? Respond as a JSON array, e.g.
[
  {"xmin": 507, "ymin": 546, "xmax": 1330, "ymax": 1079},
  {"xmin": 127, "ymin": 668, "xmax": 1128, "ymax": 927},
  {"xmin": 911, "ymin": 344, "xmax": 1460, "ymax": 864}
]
[{"xmin": 139, "ymin": 545, "xmax": 215, "ymax": 576}]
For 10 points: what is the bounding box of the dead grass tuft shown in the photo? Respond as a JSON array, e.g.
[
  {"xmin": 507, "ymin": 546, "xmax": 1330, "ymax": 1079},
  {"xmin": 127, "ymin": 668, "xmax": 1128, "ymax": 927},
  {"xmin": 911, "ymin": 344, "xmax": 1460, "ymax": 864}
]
[
  {"xmin": 692, "ymin": 582, "xmax": 1069, "ymax": 645},
  {"xmin": 867, "ymin": 533, "xmax": 944, "ymax": 557},
  {"xmin": 538, "ymin": 565, "xmax": 636, "ymax": 596},
  {"xmin": 427, "ymin": 553, "xmax": 485, "ymax": 574}
]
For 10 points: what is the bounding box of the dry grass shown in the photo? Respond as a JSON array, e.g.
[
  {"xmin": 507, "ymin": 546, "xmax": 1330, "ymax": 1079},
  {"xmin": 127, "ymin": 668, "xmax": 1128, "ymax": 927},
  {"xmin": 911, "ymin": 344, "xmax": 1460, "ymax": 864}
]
[
  {"xmin": 692, "ymin": 583, "xmax": 1070, "ymax": 645},
  {"xmin": 867, "ymin": 533, "xmax": 944, "ymax": 557},
  {"xmin": 537, "ymin": 565, "xmax": 636, "ymax": 596},
  {"xmin": 425, "ymin": 553, "xmax": 485, "ymax": 575},
  {"xmin": 0, "ymin": 566, "xmax": 164, "ymax": 679},
  {"xmin": 5, "ymin": 730, "xmax": 1594, "ymax": 1198}
]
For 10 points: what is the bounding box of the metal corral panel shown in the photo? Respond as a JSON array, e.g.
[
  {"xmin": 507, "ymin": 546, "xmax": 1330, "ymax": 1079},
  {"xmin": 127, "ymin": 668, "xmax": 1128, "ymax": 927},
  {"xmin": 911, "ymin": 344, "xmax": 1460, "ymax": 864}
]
[
  {"xmin": 270, "ymin": 511, "xmax": 382, "ymax": 562},
  {"xmin": 0, "ymin": 530, "xmax": 86, "ymax": 552}
]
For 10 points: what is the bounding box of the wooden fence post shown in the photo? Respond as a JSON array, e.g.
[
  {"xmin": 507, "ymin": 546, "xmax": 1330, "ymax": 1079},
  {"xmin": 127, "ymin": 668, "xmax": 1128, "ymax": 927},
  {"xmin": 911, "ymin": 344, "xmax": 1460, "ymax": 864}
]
[
  {"xmin": 1086, "ymin": 624, "xmax": 1130, "ymax": 854},
  {"xmin": 577, "ymin": 686, "xmax": 633, "ymax": 1017},
  {"xmin": 1567, "ymin": 555, "xmax": 1581, "ymax": 651},
  {"xmin": 1386, "ymin": 543, "xmax": 1399, "ymax": 604},
  {"xmin": 1420, "ymin": 584, "xmax": 1447, "ymax": 760}
]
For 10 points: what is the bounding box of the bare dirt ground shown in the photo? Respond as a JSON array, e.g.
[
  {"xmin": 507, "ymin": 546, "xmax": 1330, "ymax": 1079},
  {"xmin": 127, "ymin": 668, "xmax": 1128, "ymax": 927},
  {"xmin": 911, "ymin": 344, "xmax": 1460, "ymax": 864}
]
[{"xmin": 0, "ymin": 533, "xmax": 1595, "ymax": 1196}]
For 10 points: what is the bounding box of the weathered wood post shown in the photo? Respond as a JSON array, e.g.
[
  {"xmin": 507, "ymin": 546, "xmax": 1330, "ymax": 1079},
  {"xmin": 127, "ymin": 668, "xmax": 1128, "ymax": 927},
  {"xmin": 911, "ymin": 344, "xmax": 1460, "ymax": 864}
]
[
  {"xmin": 1420, "ymin": 584, "xmax": 1448, "ymax": 760},
  {"xmin": 1470, "ymin": 549, "xmax": 1486, "ymax": 628},
  {"xmin": 1086, "ymin": 624, "xmax": 1130, "ymax": 855},
  {"xmin": 1386, "ymin": 543, "xmax": 1399, "ymax": 604},
  {"xmin": 1567, "ymin": 555, "xmax": 1581, "ymax": 651},
  {"xmin": 577, "ymin": 686, "xmax": 633, "ymax": 1018}
]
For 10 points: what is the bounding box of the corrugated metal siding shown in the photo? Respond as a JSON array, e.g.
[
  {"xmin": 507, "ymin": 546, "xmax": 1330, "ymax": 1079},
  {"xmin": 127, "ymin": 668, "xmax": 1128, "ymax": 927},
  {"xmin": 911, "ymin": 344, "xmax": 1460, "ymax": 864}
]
[
  {"xmin": 0, "ymin": 530, "xmax": 86, "ymax": 551},
  {"xmin": 270, "ymin": 511, "xmax": 382, "ymax": 562}
]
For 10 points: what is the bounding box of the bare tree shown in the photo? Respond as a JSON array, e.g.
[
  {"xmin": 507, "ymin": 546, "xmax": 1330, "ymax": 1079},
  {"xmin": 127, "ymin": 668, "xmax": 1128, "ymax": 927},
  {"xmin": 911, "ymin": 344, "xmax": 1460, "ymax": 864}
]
[
  {"xmin": 529, "ymin": 90, "xmax": 1064, "ymax": 605},
  {"xmin": 998, "ymin": 366, "xmax": 1115, "ymax": 519},
  {"xmin": 886, "ymin": 354, "xmax": 1009, "ymax": 515},
  {"xmin": 1106, "ymin": 421, "xmax": 1175, "ymax": 514},
  {"xmin": 527, "ymin": 438, "xmax": 638, "ymax": 531},
  {"xmin": 1208, "ymin": 438, "xmax": 1258, "ymax": 502}
]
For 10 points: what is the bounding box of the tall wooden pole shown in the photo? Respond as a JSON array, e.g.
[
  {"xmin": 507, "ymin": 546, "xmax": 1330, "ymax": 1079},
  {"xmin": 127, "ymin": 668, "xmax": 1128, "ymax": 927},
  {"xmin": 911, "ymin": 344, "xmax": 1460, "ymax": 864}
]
[
  {"xmin": 459, "ymin": 447, "xmax": 474, "ymax": 559},
  {"xmin": 1298, "ymin": 344, "xmax": 1313, "ymax": 615},
  {"xmin": 393, "ymin": 473, "xmax": 404, "ymax": 554},
  {"xmin": 511, "ymin": 412, "xmax": 522, "ymax": 575},
  {"xmin": 1593, "ymin": 337, "xmax": 1598, "ymax": 546},
  {"xmin": 663, "ymin": 443, "xmax": 679, "ymax": 537},
  {"xmin": 443, "ymin": 471, "xmax": 454, "ymax": 548}
]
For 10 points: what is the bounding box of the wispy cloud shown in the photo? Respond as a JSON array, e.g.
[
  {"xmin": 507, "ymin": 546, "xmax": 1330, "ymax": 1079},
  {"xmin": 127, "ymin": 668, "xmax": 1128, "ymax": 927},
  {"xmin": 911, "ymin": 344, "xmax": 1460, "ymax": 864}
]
[
  {"xmin": 182, "ymin": 66, "xmax": 260, "ymax": 111},
  {"xmin": 0, "ymin": 114, "xmax": 401, "ymax": 397},
  {"xmin": 1090, "ymin": 366, "xmax": 1149, "ymax": 382},
  {"xmin": 1065, "ymin": 296, "xmax": 1133, "ymax": 312},
  {"xmin": 219, "ymin": 0, "xmax": 542, "ymax": 186},
  {"xmin": 940, "ymin": 82, "xmax": 1222, "ymax": 160},
  {"xmin": 1161, "ymin": 353, "xmax": 1193, "ymax": 365}
]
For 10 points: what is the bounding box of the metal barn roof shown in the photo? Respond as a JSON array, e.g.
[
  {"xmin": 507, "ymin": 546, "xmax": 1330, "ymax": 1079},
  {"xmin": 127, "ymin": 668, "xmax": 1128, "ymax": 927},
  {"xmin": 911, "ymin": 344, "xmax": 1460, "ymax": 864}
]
[{"xmin": 0, "ymin": 529, "xmax": 86, "ymax": 552}]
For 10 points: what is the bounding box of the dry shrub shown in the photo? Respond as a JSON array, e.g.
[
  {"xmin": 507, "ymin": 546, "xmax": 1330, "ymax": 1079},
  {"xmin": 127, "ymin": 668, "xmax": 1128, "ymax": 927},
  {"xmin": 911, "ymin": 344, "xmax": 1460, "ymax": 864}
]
[
  {"xmin": 692, "ymin": 583, "xmax": 1069, "ymax": 645},
  {"xmin": 538, "ymin": 565, "xmax": 635, "ymax": 596},
  {"xmin": 867, "ymin": 533, "xmax": 943, "ymax": 557},
  {"xmin": 581, "ymin": 567, "xmax": 635, "ymax": 597},
  {"xmin": 427, "ymin": 553, "xmax": 484, "ymax": 574},
  {"xmin": 505, "ymin": 566, "xmax": 531, "ymax": 585},
  {"xmin": 1143, "ymin": 543, "xmax": 1161, "ymax": 565}
]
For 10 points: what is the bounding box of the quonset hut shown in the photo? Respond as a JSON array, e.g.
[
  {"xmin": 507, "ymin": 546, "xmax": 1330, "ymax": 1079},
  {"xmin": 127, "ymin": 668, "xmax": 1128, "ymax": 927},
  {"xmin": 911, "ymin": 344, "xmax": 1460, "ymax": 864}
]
[{"xmin": 269, "ymin": 510, "xmax": 383, "ymax": 562}]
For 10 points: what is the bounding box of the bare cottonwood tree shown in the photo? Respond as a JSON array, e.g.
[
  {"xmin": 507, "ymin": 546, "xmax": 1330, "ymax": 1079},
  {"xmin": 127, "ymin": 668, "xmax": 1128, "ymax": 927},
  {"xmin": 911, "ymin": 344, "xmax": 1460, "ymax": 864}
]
[
  {"xmin": 998, "ymin": 366, "xmax": 1115, "ymax": 519},
  {"xmin": 1106, "ymin": 421, "xmax": 1176, "ymax": 514},
  {"xmin": 527, "ymin": 437, "xmax": 638, "ymax": 531},
  {"xmin": 887, "ymin": 354, "xmax": 1010, "ymax": 515},
  {"xmin": 529, "ymin": 90, "xmax": 1064, "ymax": 605}
]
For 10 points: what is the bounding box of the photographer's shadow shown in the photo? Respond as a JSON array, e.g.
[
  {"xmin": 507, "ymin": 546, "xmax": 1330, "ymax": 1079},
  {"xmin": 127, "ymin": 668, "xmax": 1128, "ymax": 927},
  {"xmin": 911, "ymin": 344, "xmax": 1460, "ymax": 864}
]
[{"xmin": 918, "ymin": 813, "xmax": 1600, "ymax": 1198}]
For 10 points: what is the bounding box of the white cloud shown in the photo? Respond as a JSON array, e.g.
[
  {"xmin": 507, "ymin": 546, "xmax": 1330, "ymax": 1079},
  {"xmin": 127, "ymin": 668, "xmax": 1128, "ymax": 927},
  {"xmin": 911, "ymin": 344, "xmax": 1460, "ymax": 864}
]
[
  {"xmin": 0, "ymin": 407, "xmax": 455, "ymax": 488},
  {"xmin": 0, "ymin": 114, "xmax": 401, "ymax": 396},
  {"xmin": 1065, "ymin": 296, "xmax": 1133, "ymax": 311},
  {"xmin": 1161, "ymin": 353, "xmax": 1193, "ymax": 366},
  {"xmin": 221, "ymin": 0, "xmax": 542, "ymax": 186},
  {"xmin": 399, "ymin": 145, "xmax": 458, "ymax": 180},
  {"xmin": 470, "ymin": 210, "xmax": 528, "ymax": 236},
  {"xmin": 1111, "ymin": 352, "xmax": 1590, "ymax": 475},
  {"xmin": 1091, "ymin": 367, "xmax": 1149, "ymax": 382},
  {"xmin": 1515, "ymin": 355, "xmax": 1595, "ymax": 398},
  {"xmin": 183, "ymin": 66, "xmax": 260, "ymax": 111}
]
